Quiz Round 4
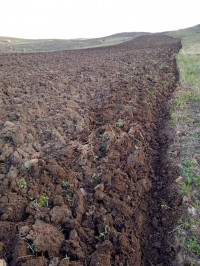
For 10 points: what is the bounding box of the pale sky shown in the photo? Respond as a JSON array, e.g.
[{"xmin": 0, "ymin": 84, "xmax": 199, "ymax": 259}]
[{"xmin": 0, "ymin": 0, "xmax": 199, "ymax": 39}]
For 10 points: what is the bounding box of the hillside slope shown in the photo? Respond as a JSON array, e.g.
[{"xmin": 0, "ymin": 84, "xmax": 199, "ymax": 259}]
[
  {"xmin": 1, "ymin": 25, "xmax": 199, "ymax": 54},
  {"xmin": 166, "ymin": 24, "xmax": 200, "ymax": 55},
  {"xmin": 0, "ymin": 32, "xmax": 149, "ymax": 53}
]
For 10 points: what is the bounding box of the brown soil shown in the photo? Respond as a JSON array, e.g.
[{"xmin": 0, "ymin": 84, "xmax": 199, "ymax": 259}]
[{"xmin": 0, "ymin": 35, "xmax": 182, "ymax": 266}]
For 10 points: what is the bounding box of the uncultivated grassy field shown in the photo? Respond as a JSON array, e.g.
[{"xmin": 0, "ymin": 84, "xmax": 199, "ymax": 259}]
[
  {"xmin": 167, "ymin": 25, "xmax": 200, "ymax": 265},
  {"xmin": 167, "ymin": 25, "xmax": 200, "ymax": 87}
]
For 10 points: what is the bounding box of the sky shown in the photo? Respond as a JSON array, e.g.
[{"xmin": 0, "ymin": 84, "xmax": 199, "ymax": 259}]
[{"xmin": 0, "ymin": 0, "xmax": 199, "ymax": 39}]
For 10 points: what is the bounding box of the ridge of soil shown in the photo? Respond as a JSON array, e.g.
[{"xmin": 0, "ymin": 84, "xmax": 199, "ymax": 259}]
[{"xmin": 0, "ymin": 35, "xmax": 181, "ymax": 265}]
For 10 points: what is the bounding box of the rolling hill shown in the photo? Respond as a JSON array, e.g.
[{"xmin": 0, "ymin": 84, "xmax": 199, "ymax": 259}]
[
  {"xmin": 165, "ymin": 24, "xmax": 200, "ymax": 54},
  {"xmin": 0, "ymin": 32, "xmax": 150, "ymax": 53}
]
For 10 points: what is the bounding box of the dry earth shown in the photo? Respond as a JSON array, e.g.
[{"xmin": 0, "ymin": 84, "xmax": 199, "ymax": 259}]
[{"xmin": 0, "ymin": 35, "xmax": 181, "ymax": 265}]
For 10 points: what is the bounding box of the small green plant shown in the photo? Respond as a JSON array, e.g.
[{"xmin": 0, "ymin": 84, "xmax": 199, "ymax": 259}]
[
  {"xmin": 136, "ymin": 139, "xmax": 141, "ymax": 145},
  {"xmin": 195, "ymin": 200, "xmax": 200, "ymax": 209},
  {"xmin": 177, "ymin": 226, "xmax": 183, "ymax": 233},
  {"xmin": 184, "ymin": 221, "xmax": 190, "ymax": 229},
  {"xmin": 92, "ymin": 169, "xmax": 102, "ymax": 181},
  {"xmin": 193, "ymin": 176, "xmax": 200, "ymax": 186},
  {"xmin": 186, "ymin": 237, "xmax": 200, "ymax": 255},
  {"xmin": 171, "ymin": 112, "xmax": 179, "ymax": 126},
  {"xmin": 190, "ymin": 219, "xmax": 195, "ymax": 225},
  {"xmin": 26, "ymin": 166, "xmax": 31, "ymax": 173},
  {"xmin": 125, "ymin": 104, "xmax": 132, "ymax": 109},
  {"xmin": 130, "ymin": 77, "xmax": 135, "ymax": 83},
  {"xmin": 65, "ymin": 194, "xmax": 71, "ymax": 200},
  {"xmin": 151, "ymin": 59, "xmax": 157, "ymax": 64},
  {"xmin": 61, "ymin": 180, "xmax": 69, "ymax": 187},
  {"xmin": 93, "ymin": 155, "xmax": 98, "ymax": 161},
  {"xmin": 145, "ymin": 87, "xmax": 156, "ymax": 98},
  {"xmin": 99, "ymin": 225, "xmax": 108, "ymax": 239},
  {"xmin": 153, "ymin": 74, "xmax": 158, "ymax": 81},
  {"xmin": 29, "ymin": 196, "xmax": 35, "ymax": 204},
  {"xmin": 185, "ymin": 161, "xmax": 196, "ymax": 167},
  {"xmin": 180, "ymin": 181, "xmax": 191, "ymax": 195},
  {"xmin": 27, "ymin": 243, "xmax": 35, "ymax": 254},
  {"xmin": 168, "ymin": 149, "xmax": 174, "ymax": 154},
  {"xmin": 182, "ymin": 160, "xmax": 200, "ymax": 187},
  {"xmin": 18, "ymin": 177, "xmax": 27, "ymax": 189},
  {"xmin": 29, "ymin": 196, "xmax": 35, "ymax": 201},
  {"xmin": 115, "ymin": 121, "xmax": 123, "ymax": 127},
  {"xmin": 98, "ymin": 135, "xmax": 108, "ymax": 153},
  {"xmin": 99, "ymin": 143, "xmax": 106, "ymax": 152},
  {"xmin": 174, "ymin": 91, "xmax": 189, "ymax": 109},
  {"xmin": 92, "ymin": 173, "xmax": 98, "ymax": 179},
  {"xmin": 143, "ymin": 99, "xmax": 148, "ymax": 103},
  {"xmin": 101, "ymin": 135, "xmax": 108, "ymax": 142},
  {"xmin": 38, "ymin": 195, "xmax": 49, "ymax": 207}
]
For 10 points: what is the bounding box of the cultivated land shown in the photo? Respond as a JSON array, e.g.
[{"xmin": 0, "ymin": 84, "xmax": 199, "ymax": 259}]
[{"xmin": 0, "ymin": 35, "xmax": 181, "ymax": 265}]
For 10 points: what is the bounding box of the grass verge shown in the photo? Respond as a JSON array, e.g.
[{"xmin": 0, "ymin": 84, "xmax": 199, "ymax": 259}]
[{"xmin": 167, "ymin": 25, "xmax": 200, "ymax": 265}]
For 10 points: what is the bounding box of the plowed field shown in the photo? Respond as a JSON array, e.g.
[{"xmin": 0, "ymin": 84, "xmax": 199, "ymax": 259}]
[{"xmin": 0, "ymin": 35, "xmax": 181, "ymax": 265}]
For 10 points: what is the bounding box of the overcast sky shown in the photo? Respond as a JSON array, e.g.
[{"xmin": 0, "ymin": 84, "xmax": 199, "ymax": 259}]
[{"xmin": 0, "ymin": 0, "xmax": 199, "ymax": 39}]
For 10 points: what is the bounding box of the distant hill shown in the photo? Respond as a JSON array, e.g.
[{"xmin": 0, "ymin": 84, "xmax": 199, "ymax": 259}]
[
  {"xmin": 164, "ymin": 24, "xmax": 200, "ymax": 38},
  {"xmin": 0, "ymin": 32, "xmax": 150, "ymax": 53},
  {"xmin": 1, "ymin": 25, "xmax": 199, "ymax": 54}
]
